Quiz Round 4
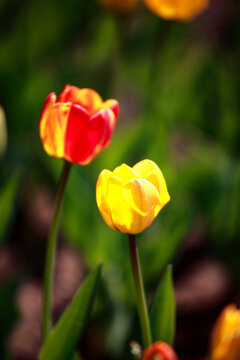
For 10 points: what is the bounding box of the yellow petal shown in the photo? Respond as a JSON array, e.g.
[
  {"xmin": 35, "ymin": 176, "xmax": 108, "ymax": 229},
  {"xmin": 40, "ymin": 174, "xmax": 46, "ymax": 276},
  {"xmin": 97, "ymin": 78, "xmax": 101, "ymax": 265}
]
[
  {"xmin": 113, "ymin": 163, "xmax": 140, "ymax": 185},
  {"xmin": 108, "ymin": 177, "xmax": 161, "ymax": 234},
  {"xmin": 133, "ymin": 159, "xmax": 160, "ymax": 177},
  {"xmin": 96, "ymin": 169, "xmax": 116, "ymax": 230},
  {"xmin": 143, "ymin": 0, "xmax": 209, "ymax": 21},
  {"xmin": 40, "ymin": 99, "xmax": 70, "ymax": 158},
  {"xmin": 211, "ymin": 305, "xmax": 240, "ymax": 360},
  {"xmin": 147, "ymin": 170, "xmax": 170, "ymax": 206},
  {"xmin": 133, "ymin": 159, "xmax": 170, "ymax": 207}
]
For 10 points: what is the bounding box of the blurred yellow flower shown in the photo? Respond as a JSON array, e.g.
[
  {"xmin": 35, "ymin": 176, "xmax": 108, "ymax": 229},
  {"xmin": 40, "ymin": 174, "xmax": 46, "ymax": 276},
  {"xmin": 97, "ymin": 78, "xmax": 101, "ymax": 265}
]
[
  {"xmin": 143, "ymin": 0, "xmax": 209, "ymax": 21},
  {"xmin": 0, "ymin": 105, "xmax": 7, "ymax": 159},
  {"xmin": 210, "ymin": 304, "xmax": 240, "ymax": 360},
  {"xmin": 98, "ymin": 0, "xmax": 139, "ymax": 14},
  {"xmin": 96, "ymin": 159, "xmax": 170, "ymax": 234}
]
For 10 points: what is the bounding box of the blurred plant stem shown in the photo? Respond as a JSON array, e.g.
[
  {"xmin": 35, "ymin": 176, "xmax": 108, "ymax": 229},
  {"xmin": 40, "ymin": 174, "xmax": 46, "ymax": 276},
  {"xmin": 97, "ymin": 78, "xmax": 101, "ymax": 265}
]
[
  {"xmin": 42, "ymin": 160, "xmax": 71, "ymax": 342},
  {"xmin": 128, "ymin": 234, "xmax": 152, "ymax": 348}
]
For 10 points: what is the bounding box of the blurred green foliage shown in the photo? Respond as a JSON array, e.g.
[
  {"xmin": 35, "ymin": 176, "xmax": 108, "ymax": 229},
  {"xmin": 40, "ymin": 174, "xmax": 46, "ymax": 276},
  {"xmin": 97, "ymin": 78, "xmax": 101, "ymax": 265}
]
[
  {"xmin": 150, "ymin": 265, "xmax": 175, "ymax": 345},
  {"xmin": 0, "ymin": 169, "xmax": 20, "ymax": 245},
  {"xmin": 0, "ymin": 0, "xmax": 240, "ymax": 358}
]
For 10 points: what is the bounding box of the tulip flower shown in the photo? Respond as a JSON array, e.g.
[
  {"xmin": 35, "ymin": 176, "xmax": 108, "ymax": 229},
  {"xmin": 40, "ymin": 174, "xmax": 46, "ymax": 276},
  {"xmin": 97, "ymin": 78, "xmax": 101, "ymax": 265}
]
[
  {"xmin": 40, "ymin": 85, "xmax": 119, "ymax": 165},
  {"xmin": 143, "ymin": 0, "xmax": 209, "ymax": 21},
  {"xmin": 96, "ymin": 159, "xmax": 170, "ymax": 234},
  {"xmin": 40, "ymin": 85, "xmax": 119, "ymax": 342},
  {"xmin": 210, "ymin": 304, "xmax": 240, "ymax": 360},
  {"xmin": 98, "ymin": 0, "xmax": 138, "ymax": 14},
  {"xmin": 97, "ymin": 160, "xmax": 170, "ymax": 348},
  {"xmin": 141, "ymin": 341, "xmax": 179, "ymax": 360}
]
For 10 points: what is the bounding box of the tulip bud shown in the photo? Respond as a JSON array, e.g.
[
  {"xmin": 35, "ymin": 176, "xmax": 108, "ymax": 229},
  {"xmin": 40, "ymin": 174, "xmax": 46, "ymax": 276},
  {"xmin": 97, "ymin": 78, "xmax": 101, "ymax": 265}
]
[
  {"xmin": 0, "ymin": 105, "xmax": 7, "ymax": 159},
  {"xmin": 210, "ymin": 304, "xmax": 240, "ymax": 360},
  {"xmin": 141, "ymin": 341, "xmax": 179, "ymax": 360},
  {"xmin": 143, "ymin": 0, "xmax": 209, "ymax": 21},
  {"xmin": 39, "ymin": 85, "xmax": 119, "ymax": 165}
]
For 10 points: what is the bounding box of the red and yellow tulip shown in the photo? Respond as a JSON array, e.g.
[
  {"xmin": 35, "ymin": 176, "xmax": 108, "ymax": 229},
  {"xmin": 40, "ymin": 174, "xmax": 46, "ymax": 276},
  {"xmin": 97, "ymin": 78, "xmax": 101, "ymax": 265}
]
[
  {"xmin": 40, "ymin": 85, "xmax": 119, "ymax": 165},
  {"xmin": 210, "ymin": 304, "xmax": 240, "ymax": 360},
  {"xmin": 141, "ymin": 341, "xmax": 179, "ymax": 360},
  {"xmin": 96, "ymin": 159, "xmax": 170, "ymax": 234}
]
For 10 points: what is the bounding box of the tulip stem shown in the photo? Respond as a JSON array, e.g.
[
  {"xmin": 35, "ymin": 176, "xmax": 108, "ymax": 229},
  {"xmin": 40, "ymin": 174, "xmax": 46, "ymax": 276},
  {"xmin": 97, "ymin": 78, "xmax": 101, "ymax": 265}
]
[
  {"xmin": 128, "ymin": 234, "xmax": 152, "ymax": 349},
  {"xmin": 42, "ymin": 160, "xmax": 71, "ymax": 342}
]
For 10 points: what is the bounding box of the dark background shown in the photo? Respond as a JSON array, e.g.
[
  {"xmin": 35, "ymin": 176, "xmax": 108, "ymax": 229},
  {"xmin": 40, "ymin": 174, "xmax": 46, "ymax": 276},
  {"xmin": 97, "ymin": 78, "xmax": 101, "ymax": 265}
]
[{"xmin": 0, "ymin": 0, "xmax": 239, "ymax": 359}]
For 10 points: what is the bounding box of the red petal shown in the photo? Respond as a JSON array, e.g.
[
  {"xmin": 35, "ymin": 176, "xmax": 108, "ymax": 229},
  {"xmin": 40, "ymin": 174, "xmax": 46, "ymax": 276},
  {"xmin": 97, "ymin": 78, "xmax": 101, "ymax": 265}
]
[
  {"xmin": 57, "ymin": 85, "xmax": 76, "ymax": 103},
  {"xmin": 141, "ymin": 342, "xmax": 178, "ymax": 360},
  {"xmin": 108, "ymin": 100, "xmax": 119, "ymax": 117},
  {"xmin": 64, "ymin": 104, "xmax": 100, "ymax": 165},
  {"xmin": 90, "ymin": 108, "xmax": 117, "ymax": 151},
  {"xmin": 64, "ymin": 105, "xmax": 117, "ymax": 165}
]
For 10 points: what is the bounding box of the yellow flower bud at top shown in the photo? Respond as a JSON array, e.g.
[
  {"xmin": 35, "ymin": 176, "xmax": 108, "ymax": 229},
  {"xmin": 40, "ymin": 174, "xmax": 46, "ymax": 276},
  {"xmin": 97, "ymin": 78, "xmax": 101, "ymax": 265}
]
[
  {"xmin": 210, "ymin": 304, "xmax": 240, "ymax": 360},
  {"xmin": 96, "ymin": 159, "xmax": 170, "ymax": 234},
  {"xmin": 143, "ymin": 0, "xmax": 209, "ymax": 21},
  {"xmin": 98, "ymin": 0, "xmax": 139, "ymax": 14}
]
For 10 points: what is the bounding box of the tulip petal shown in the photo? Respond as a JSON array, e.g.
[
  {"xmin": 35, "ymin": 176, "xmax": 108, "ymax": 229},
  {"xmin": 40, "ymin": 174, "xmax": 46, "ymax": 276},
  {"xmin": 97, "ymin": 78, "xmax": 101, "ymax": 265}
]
[
  {"xmin": 180, "ymin": 0, "xmax": 209, "ymax": 20},
  {"xmin": 58, "ymin": 85, "xmax": 103, "ymax": 116},
  {"xmin": 133, "ymin": 159, "xmax": 170, "ymax": 206},
  {"xmin": 147, "ymin": 170, "xmax": 170, "ymax": 206},
  {"xmin": 108, "ymin": 177, "xmax": 161, "ymax": 234},
  {"xmin": 40, "ymin": 92, "xmax": 56, "ymax": 118},
  {"xmin": 142, "ymin": 341, "xmax": 179, "ymax": 360},
  {"xmin": 64, "ymin": 104, "xmax": 99, "ymax": 165},
  {"xmin": 64, "ymin": 105, "xmax": 117, "ymax": 165},
  {"xmin": 40, "ymin": 93, "xmax": 70, "ymax": 158},
  {"xmin": 143, "ymin": 0, "xmax": 209, "ymax": 21},
  {"xmin": 90, "ymin": 108, "xmax": 117, "ymax": 154},
  {"xmin": 113, "ymin": 164, "xmax": 140, "ymax": 185},
  {"xmin": 96, "ymin": 170, "xmax": 116, "ymax": 230},
  {"xmin": 211, "ymin": 304, "xmax": 240, "ymax": 360},
  {"xmin": 100, "ymin": 99, "xmax": 119, "ymax": 118},
  {"xmin": 133, "ymin": 159, "xmax": 160, "ymax": 176}
]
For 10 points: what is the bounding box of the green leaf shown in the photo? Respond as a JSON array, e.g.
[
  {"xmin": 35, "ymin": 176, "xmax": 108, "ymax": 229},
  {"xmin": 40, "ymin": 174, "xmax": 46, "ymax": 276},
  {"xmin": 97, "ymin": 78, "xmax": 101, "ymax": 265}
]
[
  {"xmin": 150, "ymin": 265, "xmax": 175, "ymax": 345},
  {"xmin": 39, "ymin": 264, "xmax": 102, "ymax": 360},
  {"xmin": 0, "ymin": 170, "xmax": 20, "ymax": 245}
]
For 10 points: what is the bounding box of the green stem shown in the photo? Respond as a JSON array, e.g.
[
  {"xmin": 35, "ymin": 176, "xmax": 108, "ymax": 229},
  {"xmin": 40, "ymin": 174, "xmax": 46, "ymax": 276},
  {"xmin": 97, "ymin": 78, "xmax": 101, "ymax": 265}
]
[
  {"xmin": 42, "ymin": 160, "xmax": 71, "ymax": 342},
  {"xmin": 128, "ymin": 234, "xmax": 152, "ymax": 349}
]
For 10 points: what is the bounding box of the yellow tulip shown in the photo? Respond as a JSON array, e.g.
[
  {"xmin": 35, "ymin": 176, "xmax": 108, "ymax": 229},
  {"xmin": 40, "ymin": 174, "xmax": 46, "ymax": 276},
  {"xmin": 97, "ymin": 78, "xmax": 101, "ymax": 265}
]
[
  {"xmin": 98, "ymin": 0, "xmax": 139, "ymax": 14},
  {"xmin": 96, "ymin": 159, "xmax": 170, "ymax": 234},
  {"xmin": 143, "ymin": 0, "xmax": 209, "ymax": 21},
  {"xmin": 210, "ymin": 304, "xmax": 240, "ymax": 360}
]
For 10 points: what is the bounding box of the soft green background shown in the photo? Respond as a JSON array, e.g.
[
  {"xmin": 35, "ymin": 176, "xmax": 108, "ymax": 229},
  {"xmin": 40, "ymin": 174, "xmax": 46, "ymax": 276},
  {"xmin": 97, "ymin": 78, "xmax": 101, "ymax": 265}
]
[{"xmin": 0, "ymin": 0, "xmax": 239, "ymax": 359}]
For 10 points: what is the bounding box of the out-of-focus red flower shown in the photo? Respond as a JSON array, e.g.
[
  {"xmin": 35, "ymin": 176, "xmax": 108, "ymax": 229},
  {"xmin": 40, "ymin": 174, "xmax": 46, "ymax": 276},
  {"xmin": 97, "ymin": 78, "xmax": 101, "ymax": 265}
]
[
  {"xmin": 141, "ymin": 341, "xmax": 179, "ymax": 360},
  {"xmin": 210, "ymin": 304, "xmax": 240, "ymax": 360},
  {"xmin": 40, "ymin": 85, "xmax": 119, "ymax": 165}
]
